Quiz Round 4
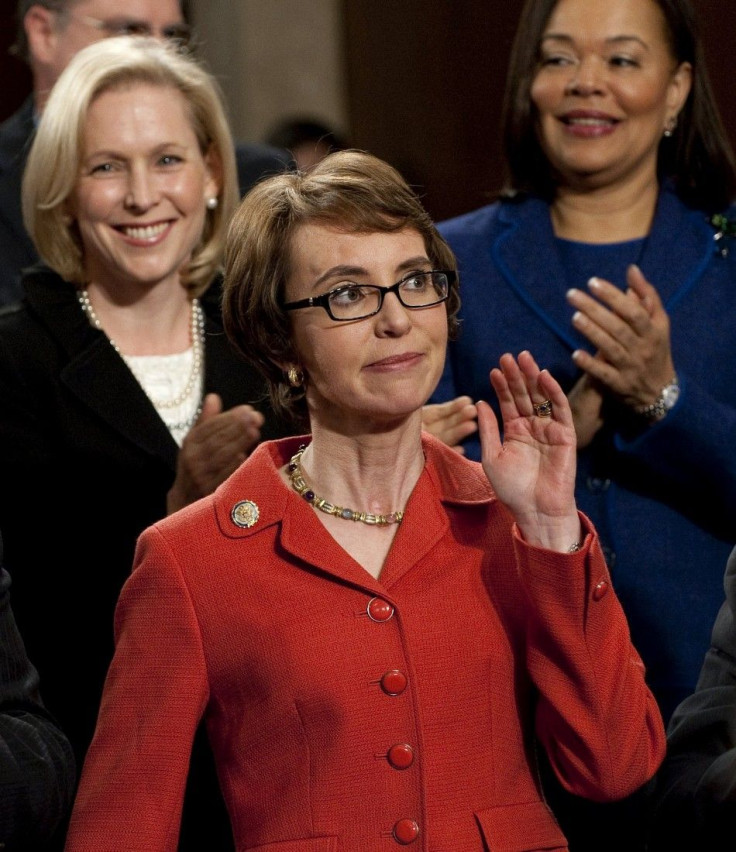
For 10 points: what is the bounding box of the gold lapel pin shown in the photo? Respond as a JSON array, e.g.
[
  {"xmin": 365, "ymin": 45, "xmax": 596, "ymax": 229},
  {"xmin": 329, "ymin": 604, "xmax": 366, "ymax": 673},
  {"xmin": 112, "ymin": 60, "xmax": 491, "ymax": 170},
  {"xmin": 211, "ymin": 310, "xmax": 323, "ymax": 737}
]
[{"xmin": 231, "ymin": 500, "xmax": 260, "ymax": 529}]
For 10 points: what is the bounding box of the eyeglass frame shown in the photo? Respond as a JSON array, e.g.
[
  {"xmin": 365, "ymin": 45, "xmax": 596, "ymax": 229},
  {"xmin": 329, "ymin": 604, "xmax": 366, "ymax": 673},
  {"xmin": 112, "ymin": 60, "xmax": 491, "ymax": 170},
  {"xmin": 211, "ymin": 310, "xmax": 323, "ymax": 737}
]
[
  {"xmin": 281, "ymin": 269, "xmax": 456, "ymax": 322},
  {"xmin": 61, "ymin": 10, "xmax": 193, "ymax": 48}
]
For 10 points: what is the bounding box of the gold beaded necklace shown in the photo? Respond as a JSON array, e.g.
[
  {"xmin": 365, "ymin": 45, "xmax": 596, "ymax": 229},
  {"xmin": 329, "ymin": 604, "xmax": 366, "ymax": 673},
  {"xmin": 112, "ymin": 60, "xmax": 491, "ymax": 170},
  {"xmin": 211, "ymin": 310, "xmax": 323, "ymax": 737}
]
[{"xmin": 288, "ymin": 445, "xmax": 404, "ymax": 526}]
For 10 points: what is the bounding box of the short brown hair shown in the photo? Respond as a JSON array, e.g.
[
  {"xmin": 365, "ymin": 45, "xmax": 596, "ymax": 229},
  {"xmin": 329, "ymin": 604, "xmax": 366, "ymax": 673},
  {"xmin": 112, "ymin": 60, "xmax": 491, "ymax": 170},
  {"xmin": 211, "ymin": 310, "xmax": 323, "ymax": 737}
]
[
  {"xmin": 22, "ymin": 35, "xmax": 238, "ymax": 294},
  {"xmin": 222, "ymin": 149, "xmax": 460, "ymax": 426}
]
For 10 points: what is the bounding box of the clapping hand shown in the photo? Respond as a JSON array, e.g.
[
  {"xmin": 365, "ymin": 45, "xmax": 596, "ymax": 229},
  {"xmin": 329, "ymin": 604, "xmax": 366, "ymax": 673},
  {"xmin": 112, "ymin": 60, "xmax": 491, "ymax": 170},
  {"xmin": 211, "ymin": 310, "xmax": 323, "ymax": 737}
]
[
  {"xmin": 167, "ymin": 393, "xmax": 264, "ymax": 513},
  {"xmin": 478, "ymin": 351, "xmax": 581, "ymax": 551},
  {"xmin": 567, "ymin": 265, "xmax": 675, "ymax": 411},
  {"xmin": 421, "ymin": 395, "xmax": 478, "ymax": 453}
]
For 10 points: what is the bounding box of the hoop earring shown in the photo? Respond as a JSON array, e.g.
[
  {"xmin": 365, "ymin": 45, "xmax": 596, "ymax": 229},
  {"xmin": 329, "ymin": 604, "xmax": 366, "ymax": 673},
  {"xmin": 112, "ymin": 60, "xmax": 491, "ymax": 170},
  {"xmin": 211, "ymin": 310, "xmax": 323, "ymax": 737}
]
[
  {"xmin": 286, "ymin": 365, "xmax": 304, "ymax": 388},
  {"xmin": 206, "ymin": 196, "xmax": 219, "ymax": 210}
]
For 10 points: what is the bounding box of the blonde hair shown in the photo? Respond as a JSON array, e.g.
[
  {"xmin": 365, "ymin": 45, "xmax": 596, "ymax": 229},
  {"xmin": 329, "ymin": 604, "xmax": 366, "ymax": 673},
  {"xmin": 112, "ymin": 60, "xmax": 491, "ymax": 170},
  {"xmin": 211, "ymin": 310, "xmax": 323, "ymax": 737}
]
[{"xmin": 22, "ymin": 35, "xmax": 238, "ymax": 294}]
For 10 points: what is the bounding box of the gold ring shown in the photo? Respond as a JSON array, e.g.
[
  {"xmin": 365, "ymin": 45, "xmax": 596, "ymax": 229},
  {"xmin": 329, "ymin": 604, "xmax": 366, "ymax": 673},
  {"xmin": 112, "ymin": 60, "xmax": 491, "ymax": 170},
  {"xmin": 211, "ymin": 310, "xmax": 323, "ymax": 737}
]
[{"xmin": 533, "ymin": 399, "xmax": 553, "ymax": 417}]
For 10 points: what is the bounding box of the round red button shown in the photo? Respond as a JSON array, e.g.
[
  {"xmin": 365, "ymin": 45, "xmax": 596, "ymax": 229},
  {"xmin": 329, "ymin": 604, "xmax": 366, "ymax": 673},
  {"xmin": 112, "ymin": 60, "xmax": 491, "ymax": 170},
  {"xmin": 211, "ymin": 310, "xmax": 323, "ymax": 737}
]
[
  {"xmin": 387, "ymin": 743, "xmax": 414, "ymax": 769},
  {"xmin": 367, "ymin": 597, "xmax": 394, "ymax": 622},
  {"xmin": 392, "ymin": 818, "xmax": 420, "ymax": 844},
  {"xmin": 592, "ymin": 579, "xmax": 609, "ymax": 601},
  {"xmin": 381, "ymin": 669, "xmax": 408, "ymax": 696}
]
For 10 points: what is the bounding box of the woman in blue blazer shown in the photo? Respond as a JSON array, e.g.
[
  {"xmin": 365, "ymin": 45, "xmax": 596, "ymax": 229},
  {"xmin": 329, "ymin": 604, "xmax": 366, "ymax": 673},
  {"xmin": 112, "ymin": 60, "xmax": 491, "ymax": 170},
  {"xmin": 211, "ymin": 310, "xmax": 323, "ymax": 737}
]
[
  {"xmin": 431, "ymin": 0, "xmax": 736, "ymax": 727},
  {"xmin": 428, "ymin": 0, "xmax": 736, "ymax": 847}
]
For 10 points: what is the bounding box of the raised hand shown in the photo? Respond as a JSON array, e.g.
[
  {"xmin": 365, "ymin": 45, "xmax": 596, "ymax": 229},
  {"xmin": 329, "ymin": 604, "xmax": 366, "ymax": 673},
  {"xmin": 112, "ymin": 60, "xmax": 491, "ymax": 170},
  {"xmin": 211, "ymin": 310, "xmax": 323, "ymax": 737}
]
[
  {"xmin": 421, "ymin": 396, "xmax": 478, "ymax": 453},
  {"xmin": 478, "ymin": 351, "xmax": 581, "ymax": 551},
  {"xmin": 567, "ymin": 264, "xmax": 676, "ymax": 410},
  {"xmin": 166, "ymin": 393, "xmax": 265, "ymax": 513}
]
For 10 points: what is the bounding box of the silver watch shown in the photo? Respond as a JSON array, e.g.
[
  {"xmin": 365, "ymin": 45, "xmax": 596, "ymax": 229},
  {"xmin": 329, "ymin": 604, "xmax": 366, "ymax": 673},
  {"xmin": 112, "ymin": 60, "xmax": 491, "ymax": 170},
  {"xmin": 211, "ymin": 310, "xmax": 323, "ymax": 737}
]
[{"xmin": 634, "ymin": 374, "xmax": 680, "ymax": 422}]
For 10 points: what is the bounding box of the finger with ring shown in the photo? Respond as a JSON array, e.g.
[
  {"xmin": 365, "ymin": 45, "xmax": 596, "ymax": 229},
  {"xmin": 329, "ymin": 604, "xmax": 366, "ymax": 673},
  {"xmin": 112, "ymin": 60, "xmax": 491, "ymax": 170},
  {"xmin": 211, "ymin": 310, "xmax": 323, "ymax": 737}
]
[{"xmin": 533, "ymin": 399, "xmax": 553, "ymax": 417}]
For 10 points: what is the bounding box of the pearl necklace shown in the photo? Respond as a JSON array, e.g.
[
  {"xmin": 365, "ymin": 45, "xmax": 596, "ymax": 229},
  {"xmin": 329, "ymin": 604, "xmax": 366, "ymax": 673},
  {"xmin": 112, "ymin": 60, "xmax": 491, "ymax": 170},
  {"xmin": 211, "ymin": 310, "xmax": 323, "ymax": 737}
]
[
  {"xmin": 77, "ymin": 289, "xmax": 205, "ymax": 410},
  {"xmin": 288, "ymin": 445, "xmax": 404, "ymax": 526}
]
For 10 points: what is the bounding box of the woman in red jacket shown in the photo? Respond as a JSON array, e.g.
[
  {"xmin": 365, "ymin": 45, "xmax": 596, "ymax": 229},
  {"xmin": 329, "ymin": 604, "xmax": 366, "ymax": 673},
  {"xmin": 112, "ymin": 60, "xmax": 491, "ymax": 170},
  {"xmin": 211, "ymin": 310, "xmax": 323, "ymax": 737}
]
[{"xmin": 65, "ymin": 150, "xmax": 665, "ymax": 851}]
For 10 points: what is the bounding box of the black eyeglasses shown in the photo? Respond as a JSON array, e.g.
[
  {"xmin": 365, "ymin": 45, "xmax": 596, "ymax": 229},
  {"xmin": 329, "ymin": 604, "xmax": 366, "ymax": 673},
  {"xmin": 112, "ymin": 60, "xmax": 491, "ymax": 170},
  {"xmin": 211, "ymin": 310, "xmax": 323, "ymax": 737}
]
[
  {"xmin": 282, "ymin": 270, "xmax": 455, "ymax": 322},
  {"xmin": 67, "ymin": 12, "xmax": 193, "ymax": 49}
]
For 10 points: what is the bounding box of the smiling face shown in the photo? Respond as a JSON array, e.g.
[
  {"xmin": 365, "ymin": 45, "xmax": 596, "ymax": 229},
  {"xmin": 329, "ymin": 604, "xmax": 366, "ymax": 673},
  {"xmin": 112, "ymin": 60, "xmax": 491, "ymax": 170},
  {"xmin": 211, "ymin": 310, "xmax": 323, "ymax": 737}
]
[
  {"xmin": 530, "ymin": 0, "xmax": 691, "ymax": 191},
  {"xmin": 285, "ymin": 224, "xmax": 449, "ymax": 434},
  {"xmin": 70, "ymin": 81, "xmax": 219, "ymax": 293}
]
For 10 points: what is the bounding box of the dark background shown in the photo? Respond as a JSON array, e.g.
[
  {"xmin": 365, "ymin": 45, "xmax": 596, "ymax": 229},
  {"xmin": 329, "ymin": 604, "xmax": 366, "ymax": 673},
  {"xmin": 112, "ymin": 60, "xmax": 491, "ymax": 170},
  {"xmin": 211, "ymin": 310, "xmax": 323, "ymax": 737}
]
[
  {"xmin": 342, "ymin": 0, "xmax": 736, "ymax": 221},
  {"xmin": 2, "ymin": 0, "xmax": 733, "ymax": 222}
]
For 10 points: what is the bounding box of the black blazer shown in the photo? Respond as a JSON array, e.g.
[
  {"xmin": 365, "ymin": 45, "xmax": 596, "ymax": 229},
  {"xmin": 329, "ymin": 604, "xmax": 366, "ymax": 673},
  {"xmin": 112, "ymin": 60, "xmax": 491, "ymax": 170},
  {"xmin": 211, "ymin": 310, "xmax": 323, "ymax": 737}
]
[
  {"xmin": 0, "ymin": 97, "xmax": 292, "ymax": 307},
  {"xmin": 0, "ymin": 534, "xmax": 76, "ymax": 851},
  {"xmin": 0, "ymin": 265, "xmax": 288, "ymax": 763},
  {"xmin": 0, "ymin": 267, "xmax": 289, "ymax": 851}
]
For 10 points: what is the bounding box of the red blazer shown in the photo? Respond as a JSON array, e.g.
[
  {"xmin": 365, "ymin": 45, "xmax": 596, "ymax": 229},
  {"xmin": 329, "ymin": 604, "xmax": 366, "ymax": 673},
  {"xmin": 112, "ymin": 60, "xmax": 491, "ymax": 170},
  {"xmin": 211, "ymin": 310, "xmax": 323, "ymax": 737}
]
[{"xmin": 65, "ymin": 435, "xmax": 665, "ymax": 851}]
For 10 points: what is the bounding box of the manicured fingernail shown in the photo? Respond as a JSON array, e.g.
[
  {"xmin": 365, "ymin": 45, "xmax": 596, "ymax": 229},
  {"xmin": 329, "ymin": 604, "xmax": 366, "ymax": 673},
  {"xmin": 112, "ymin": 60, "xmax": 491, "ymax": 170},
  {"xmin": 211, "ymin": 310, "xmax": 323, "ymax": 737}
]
[
  {"xmin": 572, "ymin": 311, "xmax": 582, "ymax": 323},
  {"xmin": 572, "ymin": 350, "xmax": 582, "ymax": 361},
  {"xmin": 588, "ymin": 277, "xmax": 600, "ymax": 289},
  {"xmin": 567, "ymin": 288, "xmax": 579, "ymax": 299}
]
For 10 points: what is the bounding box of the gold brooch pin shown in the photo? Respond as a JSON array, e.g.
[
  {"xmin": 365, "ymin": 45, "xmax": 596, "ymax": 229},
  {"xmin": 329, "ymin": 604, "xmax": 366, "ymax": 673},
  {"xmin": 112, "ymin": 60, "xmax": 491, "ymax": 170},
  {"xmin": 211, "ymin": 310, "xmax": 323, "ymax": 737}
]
[{"xmin": 231, "ymin": 500, "xmax": 260, "ymax": 528}]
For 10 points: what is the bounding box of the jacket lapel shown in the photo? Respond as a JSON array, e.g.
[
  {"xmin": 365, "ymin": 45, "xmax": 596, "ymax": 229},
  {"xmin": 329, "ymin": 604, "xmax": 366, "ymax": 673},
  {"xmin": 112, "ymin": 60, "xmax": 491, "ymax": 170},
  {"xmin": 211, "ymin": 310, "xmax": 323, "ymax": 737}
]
[
  {"xmin": 24, "ymin": 268, "xmax": 179, "ymax": 468},
  {"xmin": 638, "ymin": 186, "xmax": 716, "ymax": 309},
  {"xmin": 213, "ymin": 436, "xmax": 494, "ymax": 592},
  {"xmin": 493, "ymin": 197, "xmax": 586, "ymax": 352},
  {"xmin": 491, "ymin": 189, "xmax": 716, "ymax": 351}
]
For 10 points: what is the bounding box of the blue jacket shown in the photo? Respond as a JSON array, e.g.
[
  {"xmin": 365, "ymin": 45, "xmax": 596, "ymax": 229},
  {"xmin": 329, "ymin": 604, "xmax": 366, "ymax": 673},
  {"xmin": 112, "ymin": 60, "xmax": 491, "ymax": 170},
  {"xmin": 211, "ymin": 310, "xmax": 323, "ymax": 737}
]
[{"xmin": 433, "ymin": 186, "xmax": 736, "ymax": 721}]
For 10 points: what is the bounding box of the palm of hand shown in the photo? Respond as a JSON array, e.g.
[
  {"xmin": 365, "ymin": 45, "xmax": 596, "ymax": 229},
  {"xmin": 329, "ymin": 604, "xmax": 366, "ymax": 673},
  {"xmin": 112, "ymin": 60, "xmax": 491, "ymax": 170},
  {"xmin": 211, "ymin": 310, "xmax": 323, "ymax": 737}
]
[{"xmin": 482, "ymin": 412, "xmax": 577, "ymax": 519}]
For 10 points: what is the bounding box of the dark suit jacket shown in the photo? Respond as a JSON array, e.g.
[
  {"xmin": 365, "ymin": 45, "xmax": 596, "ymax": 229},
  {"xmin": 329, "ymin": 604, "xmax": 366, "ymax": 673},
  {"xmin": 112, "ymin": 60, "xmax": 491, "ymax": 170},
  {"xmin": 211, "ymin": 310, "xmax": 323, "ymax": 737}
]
[
  {"xmin": 648, "ymin": 544, "xmax": 736, "ymax": 851},
  {"xmin": 0, "ymin": 266, "xmax": 289, "ymax": 850},
  {"xmin": 0, "ymin": 99, "xmax": 36, "ymax": 306},
  {"xmin": 0, "ymin": 96, "xmax": 292, "ymax": 307},
  {"xmin": 0, "ymin": 535, "xmax": 76, "ymax": 852}
]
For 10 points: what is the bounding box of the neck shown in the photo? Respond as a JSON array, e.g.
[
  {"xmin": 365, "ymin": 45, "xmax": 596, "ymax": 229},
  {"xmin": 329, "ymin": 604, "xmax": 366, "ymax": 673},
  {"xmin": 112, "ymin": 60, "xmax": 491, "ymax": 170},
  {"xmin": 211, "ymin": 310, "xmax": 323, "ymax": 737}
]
[
  {"xmin": 80, "ymin": 283, "xmax": 194, "ymax": 356},
  {"xmin": 551, "ymin": 174, "xmax": 660, "ymax": 243},
  {"xmin": 299, "ymin": 421, "xmax": 425, "ymax": 519}
]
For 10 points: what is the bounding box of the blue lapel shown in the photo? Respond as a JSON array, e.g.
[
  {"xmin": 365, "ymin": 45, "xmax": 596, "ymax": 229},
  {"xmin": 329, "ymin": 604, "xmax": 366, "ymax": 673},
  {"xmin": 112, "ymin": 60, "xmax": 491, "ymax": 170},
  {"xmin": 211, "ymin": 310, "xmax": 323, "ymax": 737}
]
[{"xmin": 491, "ymin": 188, "xmax": 716, "ymax": 354}]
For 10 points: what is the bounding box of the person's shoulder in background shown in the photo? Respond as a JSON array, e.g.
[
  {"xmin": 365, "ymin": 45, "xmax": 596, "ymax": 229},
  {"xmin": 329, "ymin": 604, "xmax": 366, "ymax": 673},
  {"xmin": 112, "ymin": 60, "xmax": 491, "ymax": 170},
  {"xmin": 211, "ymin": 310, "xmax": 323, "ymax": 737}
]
[
  {"xmin": 648, "ymin": 544, "xmax": 736, "ymax": 852},
  {"xmin": 0, "ymin": 96, "xmax": 39, "ymax": 307},
  {"xmin": 0, "ymin": 558, "xmax": 76, "ymax": 851},
  {"xmin": 235, "ymin": 141, "xmax": 294, "ymax": 197}
]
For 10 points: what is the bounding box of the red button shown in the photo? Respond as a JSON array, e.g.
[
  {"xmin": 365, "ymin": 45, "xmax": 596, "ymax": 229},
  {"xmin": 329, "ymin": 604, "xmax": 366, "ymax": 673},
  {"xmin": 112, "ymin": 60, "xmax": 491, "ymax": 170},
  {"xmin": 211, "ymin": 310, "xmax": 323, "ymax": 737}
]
[
  {"xmin": 381, "ymin": 669, "xmax": 408, "ymax": 696},
  {"xmin": 392, "ymin": 819, "xmax": 420, "ymax": 844},
  {"xmin": 592, "ymin": 579, "xmax": 609, "ymax": 601},
  {"xmin": 387, "ymin": 743, "xmax": 414, "ymax": 769},
  {"xmin": 367, "ymin": 597, "xmax": 394, "ymax": 622}
]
